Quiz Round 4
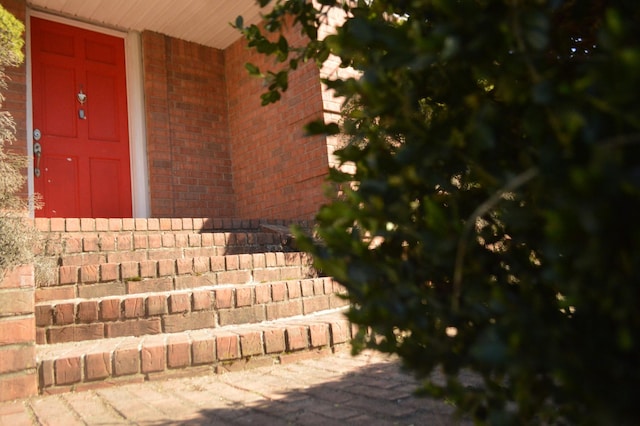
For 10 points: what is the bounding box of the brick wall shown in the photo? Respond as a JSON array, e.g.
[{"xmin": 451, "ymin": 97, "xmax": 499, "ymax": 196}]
[
  {"xmin": 0, "ymin": 265, "xmax": 37, "ymax": 402},
  {"xmin": 141, "ymin": 32, "xmax": 236, "ymax": 218},
  {"xmin": 225, "ymin": 24, "xmax": 330, "ymax": 221}
]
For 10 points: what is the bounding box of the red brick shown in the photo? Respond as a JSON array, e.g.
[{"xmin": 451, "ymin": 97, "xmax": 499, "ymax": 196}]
[
  {"xmin": 141, "ymin": 341, "xmax": 166, "ymax": 373},
  {"xmin": 121, "ymin": 262, "xmax": 140, "ymax": 280},
  {"xmin": 148, "ymin": 234, "xmax": 162, "ymax": 249},
  {"xmin": 105, "ymin": 319, "xmax": 161, "ymax": 338},
  {"xmin": 284, "ymin": 252, "xmax": 301, "ymax": 266},
  {"xmin": 139, "ymin": 260, "xmax": 157, "ymax": 278},
  {"xmin": 135, "ymin": 218, "xmax": 148, "ymax": 230},
  {"xmin": 83, "ymin": 236, "xmax": 99, "ymax": 252},
  {"xmin": 80, "ymin": 218, "xmax": 95, "ymax": 231},
  {"xmin": 0, "ymin": 373, "xmax": 38, "ymax": 402},
  {"xmin": 163, "ymin": 311, "xmax": 216, "ymax": 333},
  {"xmin": 218, "ymin": 306, "xmax": 265, "ymax": 326},
  {"xmin": 64, "ymin": 238, "xmax": 82, "ymax": 253},
  {"xmin": 175, "ymin": 234, "xmax": 188, "ymax": 247},
  {"xmin": 265, "ymin": 300, "xmax": 302, "ymax": 321},
  {"xmin": 263, "ymin": 328, "xmax": 286, "ymax": 354},
  {"xmin": 146, "ymin": 294, "xmax": 168, "ymax": 316},
  {"xmin": 161, "ymin": 233, "xmax": 175, "ymax": 247},
  {"xmin": 192, "ymin": 290, "xmax": 212, "ymax": 311},
  {"xmin": 309, "ymin": 323, "xmax": 330, "ymax": 347},
  {"xmin": 127, "ymin": 277, "xmax": 173, "ymax": 294},
  {"xmin": 100, "ymin": 263, "xmax": 120, "ymax": 282},
  {"xmin": 133, "ymin": 234, "xmax": 148, "ymax": 249},
  {"xmin": 210, "ymin": 256, "xmax": 225, "ymax": 271},
  {"xmin": 264, "ymin": 252, "xmax": 277, "ymax": 267},
  {"xmin": 122, "ymin": 218, "xmax": 135, "ymax": 231},
  {"xmin": 85, "ymin": 352, "xmax": 112, "ymax": 381},
  {"xmin": 108, "ymin": 218, "xmax": 123, "ymax": 231},
  {"xmin": 0, "ymin": 289, "xmax": 33, "ymax": 316},
  {"xmin": 167, "ymin": 335, "xmax": 191, "ymax": 368},
  {"xmin": 313, "ymin": 279, "xmax": 325, "ymax": 295},
  {"xmin": 80, "ymin": 265, "xmax": 99, "ymax": 283},
  {"xmin": 35, "ymin": 305, "xmax": 52, "ymax": 326},
  {"xmin": 225, "ymin": 255, "xmax": 239, "ymax": 270},
  {"xmin": 176, "ymin": 258, "xmax": 193, "ymax": 275},
  {"xmin": 55, "ymin": 356, "xmax": 81, "ymax": 385},
  {"xmin": 77, "ymin": 301, "xmax": 99, "ymax": 323},
  {"xmin": 271, "ymin": 282, "xmax": 287, "ymax": 302},
  {"xmin": 252, "ymin": 253, "xmax": 266, "ymax": 268},
  {"xmin": 47, "ymin": 324, "xmax": 104, "ymax": 343},
  {"xmin": 100, "ymin": 299, "xmax": 121, "ymax": 321},
  {"xmin": 303, "ymin": 296, "xmax": 330, "ymax": 315},
  {"xmin": 214, "ymin": 288, "xmax": 233, "ymax": 309},
  {"xmin": 215, "ymin": 333, "xmax": 239, "ymax": 360},
  {"xmin": 59, "ymin": 266, "xmax": 78, "ymax": 284},
  {"xmin": 123, "ymin": 297, "xmax": 145, "ymax": 319},
  {"xmin": 157, "ymin": 259, "xmax": 176, "ymax": 276},
  {"xmin": 0, "ymin": 345, "xmax": 35, "ymax": 374},
  {"xmin": 287, "ymin": 281, "xmax": 302, "ymax": 299},
  {"xmin": 113, "ymin": 346, "xmax": 139, "ymax": 376},
  {"xmin": 254, "ymin": 284, "xmax": 271, "ymax": 304},
  {"xmin": 216, "ymin": 270, "xmax": 251, "ymax": 284},
  {"xmin": 169, "ymin": 293, "xmax": 191, "ymax": 313},
  {"xmin": 238, "ymin": 330, "xmax": 263, "ymax": 357},
  {"xmin": 286, "ymin": 325, "xmax": 309, "ymax": 351},
  {"xmin": 53, "ymin": 303, "xmax": 75, "ymax": 325},
  {"xmin": 39, "ymin": 359, "xmax": 54, "ymax": 388},
  {"xmin": 193, "ymin": 257, "xmax": 210, "ymax": 274},
  {"xmin": 330, "ymin": 319, "xmax": 351, "ymax": 344},
  {"xmin": 192, "ymin": 336, "xmax": 215, "ymax": 365},
  {"xmin": 301, "ymin": 280, "xmax": 314, "ymax": 297},
  {"xmin": 235, "ymin": 287, "xmax": 253, "ymax": 307},
  {"xmin": 0, "ymin": 264, "xmax": 33, "ymax": 289}
]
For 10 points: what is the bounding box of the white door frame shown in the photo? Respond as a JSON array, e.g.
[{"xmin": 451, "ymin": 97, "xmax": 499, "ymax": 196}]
[{"xmin": 26, "ymin": 10, "xmax": 150, "ymax": 218}]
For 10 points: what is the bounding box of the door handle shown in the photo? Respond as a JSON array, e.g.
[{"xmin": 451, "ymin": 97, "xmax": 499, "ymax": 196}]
[{"xmin": 34, "ymin": 141, "xmax": 42, "ymax": 178}]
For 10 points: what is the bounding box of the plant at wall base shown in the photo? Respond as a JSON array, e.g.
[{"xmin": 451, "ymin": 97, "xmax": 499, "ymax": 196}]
[
  {"xmin": 238, "ymin": 1, "xmax": 640, "ymax": 424},
  {"xmin": 0, "ymin": 5, "xmax": 36, "ymax": 277}
]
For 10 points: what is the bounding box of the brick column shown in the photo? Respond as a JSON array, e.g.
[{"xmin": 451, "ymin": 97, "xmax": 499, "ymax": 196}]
[{"xmin": 0, "ymin": 264, "xmax": 37, "ymax": 402}]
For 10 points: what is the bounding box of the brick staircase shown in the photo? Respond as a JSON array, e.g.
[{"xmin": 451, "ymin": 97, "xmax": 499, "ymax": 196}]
[{"xmin": 32, "ymin": 218, "xmax": 351, "ymax": 394}]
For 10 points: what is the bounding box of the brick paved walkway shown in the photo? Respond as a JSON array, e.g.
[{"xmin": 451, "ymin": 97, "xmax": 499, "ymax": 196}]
[{"xmin": 0, "ymin": 351, "xmax": 472, "ymax": 425}]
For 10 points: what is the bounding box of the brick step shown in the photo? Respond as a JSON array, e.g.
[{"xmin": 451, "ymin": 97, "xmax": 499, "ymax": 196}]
[
  {"xmin": 34, "ymin": 218, "xmax": 303, "ymax": 258},
  {"xmin": 36, "ymin": 309, "xmax": 353, "ymax": 395},
  {"xmin": 36, "ymin": 278, "xmax": 349, "ymax": 345},
  {"xmin": 35, "ymin": 251, "xmax": 316, "ymax": 303}
]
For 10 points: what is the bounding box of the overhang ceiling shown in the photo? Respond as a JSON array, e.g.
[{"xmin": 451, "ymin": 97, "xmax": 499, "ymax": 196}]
[{"xmin": 27, "ymin": 0, "xmax": 268, "ymax": 49}]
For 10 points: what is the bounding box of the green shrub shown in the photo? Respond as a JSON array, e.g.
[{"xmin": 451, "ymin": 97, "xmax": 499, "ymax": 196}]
[
  {"xmin": 0, "ymin": 5, "xmax": 35, "ymax": 276},
  {"xmin": 238, "ymin": 1, "xmax": 640, "ymax": 424}
]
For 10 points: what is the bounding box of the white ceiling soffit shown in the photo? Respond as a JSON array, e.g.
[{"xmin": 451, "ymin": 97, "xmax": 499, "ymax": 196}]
[{"xmin": 27, "ymin": 0, "xmax": 268, "ymax": 49}]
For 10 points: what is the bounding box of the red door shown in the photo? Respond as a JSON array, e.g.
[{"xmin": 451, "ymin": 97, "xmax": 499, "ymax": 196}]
[{"xmin": 31, "ymin": 17, "xmax": 132, "ymax": 218}]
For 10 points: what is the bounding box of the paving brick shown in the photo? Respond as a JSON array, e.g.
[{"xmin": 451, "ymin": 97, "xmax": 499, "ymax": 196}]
[{"xmin": 0, "ymin": 373, "xmax": 38, "ymax": 402}]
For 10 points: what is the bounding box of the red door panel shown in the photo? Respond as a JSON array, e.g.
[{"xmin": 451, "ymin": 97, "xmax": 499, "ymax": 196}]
[{"xmin": 31, "ymin": 17, "xmax": 132, "ymax": 218}]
